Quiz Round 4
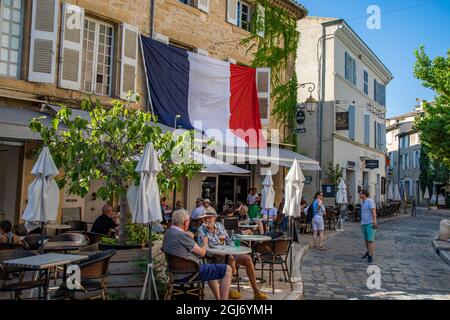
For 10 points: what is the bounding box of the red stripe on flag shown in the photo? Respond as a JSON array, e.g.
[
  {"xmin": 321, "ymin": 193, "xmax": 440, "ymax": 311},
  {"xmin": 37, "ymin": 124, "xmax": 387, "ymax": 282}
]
[{"xmin": 229, "ymin": 64, "xmax": 267, "ymax": 148}]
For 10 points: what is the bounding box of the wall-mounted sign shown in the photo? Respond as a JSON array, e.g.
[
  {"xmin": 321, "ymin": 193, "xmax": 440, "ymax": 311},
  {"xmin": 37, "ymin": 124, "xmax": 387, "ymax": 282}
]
[
  {"xmin": 293, "ymin": 128, "xmax": 307, "ymax": 134},
  {"xmin": 336, "ymin": 112, "xmax": 349, "ymax": 130},
  {"xmin": 365, "ymin": 160, "xmax": 379, "ymax": 169},
  {"xmin": 347, "ymin": 161, "xmax": 356, "ymax": 169},
  {"xmin": 296, "ymin": 109, "xmax": 306, "ymax": 125},
  {"xmin": 322, "ymin": 184, "xmax": 335, "ymax": 198}
]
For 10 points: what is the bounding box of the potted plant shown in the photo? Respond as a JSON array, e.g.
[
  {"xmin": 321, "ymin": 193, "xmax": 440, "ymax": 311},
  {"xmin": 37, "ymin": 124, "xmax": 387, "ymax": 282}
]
[{"xmin": 99, "ymin": 224, "xmax": 163, "ymax": 250}]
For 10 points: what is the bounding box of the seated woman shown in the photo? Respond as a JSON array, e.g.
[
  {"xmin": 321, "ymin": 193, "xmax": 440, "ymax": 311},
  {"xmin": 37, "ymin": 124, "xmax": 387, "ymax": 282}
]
[
  {"xmin": 0, "ymin": 220, "xmax": 22, "ymax": 244},
  {"xmin": 197, "ymin": 212, "xmax": 268, "ymax": 300},
  {"xmin": 238, "ymin": 206, "xmax": 264, "ymax": 235}
]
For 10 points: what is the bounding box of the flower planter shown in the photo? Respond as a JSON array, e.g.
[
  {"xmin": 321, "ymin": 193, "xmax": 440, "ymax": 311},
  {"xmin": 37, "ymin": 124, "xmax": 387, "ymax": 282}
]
[{"xmin": 105, "ymin": 241, "xmax": 164, "ymax": 300}]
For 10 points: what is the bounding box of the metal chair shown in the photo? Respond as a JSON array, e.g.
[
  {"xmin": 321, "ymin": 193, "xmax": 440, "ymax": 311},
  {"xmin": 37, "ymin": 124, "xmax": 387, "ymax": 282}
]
[
  {"xmin": 163, "ymin": 253, "xmax": 205, "ymax": 300},
  {"xmin": 65, "ymin": 220, "xmax": 88, "ymax": 233},
  {"xmin": 254, "ymin": 239, "xmax": 293, "ymax": 294},
  {"xmin": 0, "ymin": 250, "xmax": 46, "ymax": 300},
  {"xmin": 69, "ymin": 249, "xmax": 116, "ymax": 300}
]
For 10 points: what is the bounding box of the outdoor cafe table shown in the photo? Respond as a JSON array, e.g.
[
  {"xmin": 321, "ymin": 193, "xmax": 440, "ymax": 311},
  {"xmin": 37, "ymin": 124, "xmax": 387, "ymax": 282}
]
[
  {"xmin": 45, "ymin": 224, "xmax": 72, "ymax": 235},
  {"xmin": 207, "ymin": 246, "xmax": 252, "ymax": 264},
  {"xmin": 1, "ymin": 253, "xmax": 87, "ymax": 300},
  {"xmin": 43, "ymin": 241, "xmax": 88, "ymax": 253},
  {"xmin": 236, "ymin": 234, "xmax": 272, "ymax": 247}
]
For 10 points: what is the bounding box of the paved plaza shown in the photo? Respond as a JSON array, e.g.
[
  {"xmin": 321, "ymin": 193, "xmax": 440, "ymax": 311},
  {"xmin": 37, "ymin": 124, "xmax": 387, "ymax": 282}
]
[{"xmin": 300, "ymin": 209, "xmax": 450, "ymax": 300}]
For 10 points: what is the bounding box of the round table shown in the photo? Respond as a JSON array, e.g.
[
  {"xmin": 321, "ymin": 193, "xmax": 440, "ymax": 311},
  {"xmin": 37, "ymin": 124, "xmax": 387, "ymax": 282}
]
[
  {"xmin": 239, "ymin": 223, "xmax": 259, "ymax": 229},
  {"xmin": 236, "ymin": 234, "xmax": 272, "ymax": 246},
  {"xmin": 207, "ymin": 245, "xmax": 252, "ymax": 264}
]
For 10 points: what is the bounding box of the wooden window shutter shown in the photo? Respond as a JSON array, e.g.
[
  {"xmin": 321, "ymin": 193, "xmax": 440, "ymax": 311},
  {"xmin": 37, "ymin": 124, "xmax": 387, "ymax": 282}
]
[
  {"xmin": 256, "ymin": 68, "xmax": 271, "ymax": 125},
  {"xmin": 197, "ymin": 0, "xmax": 209, "ymax": 13},
  {"xmin": 364, "ymin": 114, "xmax": 370, "ymax": 146},
  {"xmin": 58, "ymin": 3, "xmax": 84, "ymax": 90},
  {"xmin": 256, "ymin": 4, "xmax": 265, "ymax": 38},
  {"xmin": 226, "ymin": 0, "xmax": 238, "ymax": 25},
  {"xmin": 120, "ymin": 23, "xmax": 139, "ymax": 101},
  {"xmin": 28, "ymin": 0, "xmax": 59, "ymax": 83},
  {"xmin": 348, "ymin": 105, "xmax": 355, "ymax": 140}
]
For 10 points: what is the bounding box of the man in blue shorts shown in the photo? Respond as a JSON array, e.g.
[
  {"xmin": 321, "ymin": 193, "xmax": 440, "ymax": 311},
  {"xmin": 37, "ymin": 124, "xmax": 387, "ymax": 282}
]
[
  {"xmin": 162, "ymin": 209, "xmax": 232, "ymax": 300},
  {"xmin": 359, "ymin": 190, "xmax": 378, "ymax": 263}
]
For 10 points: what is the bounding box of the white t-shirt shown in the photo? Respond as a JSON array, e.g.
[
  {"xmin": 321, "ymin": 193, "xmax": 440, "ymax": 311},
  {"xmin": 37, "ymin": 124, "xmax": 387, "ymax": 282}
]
[{"xmin": 247, "ymin": 194, "xmax": 258, "ymax": 205}]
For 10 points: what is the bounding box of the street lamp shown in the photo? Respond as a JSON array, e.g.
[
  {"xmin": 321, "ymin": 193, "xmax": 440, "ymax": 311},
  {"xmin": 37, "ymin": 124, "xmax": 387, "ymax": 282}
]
[{"xmin": 298, "ymin": 82, "xmax": 318, "ymax": 114}]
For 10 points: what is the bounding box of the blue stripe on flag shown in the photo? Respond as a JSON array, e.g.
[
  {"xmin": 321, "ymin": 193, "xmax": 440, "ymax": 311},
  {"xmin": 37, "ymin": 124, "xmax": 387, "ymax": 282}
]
[{"xmin": 141, "ymin": 35, "xmax": 193, "ymax": 129}]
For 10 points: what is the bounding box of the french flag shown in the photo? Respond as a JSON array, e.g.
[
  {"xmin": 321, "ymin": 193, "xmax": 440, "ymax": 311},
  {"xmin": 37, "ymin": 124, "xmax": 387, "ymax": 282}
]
[{"xmin": 141, "ymin": 36, "xmax": 266, "ymax": 148}]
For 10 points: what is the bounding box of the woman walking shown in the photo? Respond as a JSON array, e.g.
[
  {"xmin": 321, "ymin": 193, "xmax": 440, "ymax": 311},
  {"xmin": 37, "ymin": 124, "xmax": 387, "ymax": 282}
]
[
  {"xmin": 247, "ymin": 188, "xmax": 260, "ymax": 219},
  {"xmin": 311, "ymin": 191, "xmax": 326, "ymax": 250}
]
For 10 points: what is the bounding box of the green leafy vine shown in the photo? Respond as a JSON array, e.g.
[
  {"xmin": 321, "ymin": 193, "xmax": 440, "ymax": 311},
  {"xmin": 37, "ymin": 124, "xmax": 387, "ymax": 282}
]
[{"xmin": 242, "ymin": 0, "xmax": 303, "ymax": 146}]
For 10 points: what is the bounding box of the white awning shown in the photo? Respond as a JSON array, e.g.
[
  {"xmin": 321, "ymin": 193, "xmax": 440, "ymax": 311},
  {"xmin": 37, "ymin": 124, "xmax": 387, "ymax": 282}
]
[
  {"xmin": 214, "ymin": 145, "xmax": 321, "ymax": 171},
  {"xmin": 193, "ymin": 152, "xmax": 250, "ymax": 174},
  {"xmin": 0, "ymin": 105, "xmax": 51, "ymax": 140}
]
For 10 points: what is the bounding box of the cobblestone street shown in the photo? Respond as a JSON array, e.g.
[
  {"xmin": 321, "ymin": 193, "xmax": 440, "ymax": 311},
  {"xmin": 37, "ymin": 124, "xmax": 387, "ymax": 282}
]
[{"xmin": 301, "ymin": 209, "xmax": 450, "ymax": 300}]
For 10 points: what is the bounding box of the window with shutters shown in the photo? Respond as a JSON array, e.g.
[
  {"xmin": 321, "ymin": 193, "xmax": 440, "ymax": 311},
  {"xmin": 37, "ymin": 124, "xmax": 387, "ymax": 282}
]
[
  {"xmin": 237, "ymin": 0, "xmax": 253, "ymax": 31},
  {"xmin": 0, "ymin": 0, "xmax": 24, "ymax": 78},
  {"xmin": 344, "ymin": 52, "xmax": 356, "ymax": 85},
  {"xmin": 178, "ymin": 0, "xmax": 209, "ymax": 13},
  {"xmin": 363, "ymin": 70, "xmax": 368, "ymax": 95},
  {"xmin": 373, "ymin": 79, "xmax": 386, "ymax": 107},
  {"xmin": 414, "ymin": 150, "xmax": 420, "ymax": 168},
  {"xmin": 364, "ymin": 114, "xmax": 370, "ymax": 146},
  {"xmin": 81, "ymin": 17, "xmax": 114, "ymax": 96}
]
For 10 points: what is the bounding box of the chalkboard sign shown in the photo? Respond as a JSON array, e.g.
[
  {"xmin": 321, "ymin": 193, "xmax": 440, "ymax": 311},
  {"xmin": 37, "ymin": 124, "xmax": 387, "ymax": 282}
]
[{"xmin": 322, "ymin": 184, "xmax": 335, "ymax": 198}]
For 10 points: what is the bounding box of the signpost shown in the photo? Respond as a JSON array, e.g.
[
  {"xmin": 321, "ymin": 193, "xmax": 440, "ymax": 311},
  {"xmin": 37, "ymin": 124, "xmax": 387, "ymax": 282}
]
[{"xmin": 365, "ymin": 160, "xmax": 379, "ymax": 169}]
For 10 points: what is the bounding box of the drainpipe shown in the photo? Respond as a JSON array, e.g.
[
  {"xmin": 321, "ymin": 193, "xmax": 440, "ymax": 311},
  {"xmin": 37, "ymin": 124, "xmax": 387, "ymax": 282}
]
[
  {"xmin": 149, "ymin": 0, "xmax": 155, "ymax": 36},
  {"xmin": 317, "ymin": 24, "xmax": 327, "ymax": 191}
]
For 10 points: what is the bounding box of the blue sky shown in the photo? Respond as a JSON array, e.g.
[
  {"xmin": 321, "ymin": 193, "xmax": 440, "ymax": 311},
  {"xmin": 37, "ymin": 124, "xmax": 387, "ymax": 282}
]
[{"xmin": 296, "ymin": 0, "xmax": 450, "ymax": 117}]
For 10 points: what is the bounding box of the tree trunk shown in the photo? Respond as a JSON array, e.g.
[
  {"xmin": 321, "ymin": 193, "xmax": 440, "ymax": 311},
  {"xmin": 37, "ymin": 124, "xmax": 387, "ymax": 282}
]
[{"xmin": 119, "ymin": 195, "xmax": 128, "ymax": 245}]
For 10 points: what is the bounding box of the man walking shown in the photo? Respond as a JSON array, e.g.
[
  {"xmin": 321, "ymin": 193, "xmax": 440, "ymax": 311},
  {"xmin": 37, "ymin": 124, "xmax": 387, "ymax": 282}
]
[{"xmin": 359, "ymin": 190, "xmax": 378, "ymax": 263}]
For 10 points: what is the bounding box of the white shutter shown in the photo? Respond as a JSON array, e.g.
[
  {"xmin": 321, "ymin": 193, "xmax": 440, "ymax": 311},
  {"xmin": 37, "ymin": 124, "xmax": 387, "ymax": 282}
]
[
  {"xmin": 120, "ymin": 23, "xmax": 139, "ymax": 101},
  {"xmin": 227, "ymin": 58, "xmax": 237, "ymax": 64},
  {"xmin": 197, "ymin": 0, "xmax": 209, "ymax": 13},
  {"xmin": 153, "ymin": 32, "xmax": 169, "ymax": 44},
  {"xmin": 196, "ymin": 48, "xmax": 209, "ymax": 57},
  {"xmin": 28, "ymin": 0, "xmax": 59, "ymax": 83},
  {"xmin": 226, "ymin": 0, "xmax": 238, "ymax": 25},
  {"xmin": 58, "ymin": 3, "xmax": 84, "ymax": 90},
  {"xmin": 256, "ymin": 68, "xmax": 271, "ymax": 125},
  {"xmin": 256, "ymin": 4, "xmax": 265, "ymax": 38}
]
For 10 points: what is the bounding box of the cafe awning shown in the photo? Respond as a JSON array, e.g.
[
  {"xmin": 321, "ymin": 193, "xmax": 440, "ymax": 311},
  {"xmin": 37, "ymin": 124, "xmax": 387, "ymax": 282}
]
[
  {"xmin": 214, "ymin": 145, "xmax": 321, "ymax": 171},
  {"xmin": 193, "ymin": 152, "xmax": 250, "ymax": 174},
  {"xmin": 0, "ymin": 105, "xmax": 52, "ymax": 140}
]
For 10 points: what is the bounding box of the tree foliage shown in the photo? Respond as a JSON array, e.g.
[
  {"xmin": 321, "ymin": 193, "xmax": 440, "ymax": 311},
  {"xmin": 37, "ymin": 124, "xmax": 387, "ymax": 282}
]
[
  {"xmin": 414, "ymin": 46, "xmax": 450, "ymax": 167},
  {"xmin": 242, "ymin": 0, "xmax": 302, "ymax": 145},
  {"xmin": 30, "ymin": 97, "xmax": 203, "ymax": 243},
  {"xmin": 326, "ymin": 162, "xmax": 344, "ymax": 188}
]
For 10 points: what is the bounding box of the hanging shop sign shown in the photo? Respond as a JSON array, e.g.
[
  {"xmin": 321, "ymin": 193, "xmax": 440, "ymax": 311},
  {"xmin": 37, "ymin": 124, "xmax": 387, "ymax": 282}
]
[
  {"xmin": 336, "ymin": 112, "xmax": 349, "ymax": 130},
  {"xmin": 365, "ymin": 160, "xmax": 379, "ymax": 169}
]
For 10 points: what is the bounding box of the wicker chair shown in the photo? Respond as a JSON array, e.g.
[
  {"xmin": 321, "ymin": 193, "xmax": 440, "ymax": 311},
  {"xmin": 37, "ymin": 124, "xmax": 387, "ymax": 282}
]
[
  {"xmin": 163, "ymin": 253, "xmax": 205, "ymax": 300},
  {"xmin": 0, "ymin": 242, "xmax": 27, "ymax": 251},
  {"xmin": 70, "ymin": 249, "xmax": 116, "ymax": 300},
  {"xmin": 221, "ymin": 217, "xmax": 240, "ymax": 234},
  {"xmin": 0, "ymin": 250, "xmax": 46, "ymax": 300},
  {"xmin": 254, "ymin": 239, "xmax": 293, "ymax": 294},
  {"xmin": 23, "ymin": 234, "xmax": 50, "ymax": 250},
  {"xmin": 65, "ymin": 220, "xmax": 88, "ymax": 233},
  {"xmin": 82, "ymin": 232, "xmax": 110, "ymax": 245},
  {"xmin": 12, "ymin": 223, "xmax": 28, "ymax": 236},
  {"xmin": 51, "ymin": 232, "xmax": 88, "ymax": 243}
]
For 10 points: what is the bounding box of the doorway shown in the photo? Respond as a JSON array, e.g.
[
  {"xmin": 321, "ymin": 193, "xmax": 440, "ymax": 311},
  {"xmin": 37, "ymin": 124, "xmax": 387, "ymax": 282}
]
[
  {"xmin": 345, "ymin": 169, "xmax": 356, "ymax": 203},
  {"xmin": 0, "ymin": 142, "xmax": 23, "ymax": 224}
]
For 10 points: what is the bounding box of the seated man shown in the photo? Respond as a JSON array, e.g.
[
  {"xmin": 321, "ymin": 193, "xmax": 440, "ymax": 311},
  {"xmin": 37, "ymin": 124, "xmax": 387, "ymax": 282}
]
[
  {"xmin": 0, "ymin": 220, "xmax": 22, "ymax": 244},
  {"xmin": 197, "ymin": 212, "xmax": 268, "ymax": 300},
  {"xmin": 203, "ymin": 199, "xmax": 217, "ymax": 214},
  {"xmin": 239, "ymin": 205, "xmax": 264, "ymax": 235},
  {"xmin": 91, "ymin": 205, "xmax": 119, "ymax": 236},
  {"xmin": 162, "ymin": 209, "xmax": 231, "ymax": 300},
  {"xmin": 261, "ymin": 205, "xmax": 278, "ymax": 232},
  {"xmin": 191, "ymin": 198, "xmax": 205, "ymax": 220}
]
